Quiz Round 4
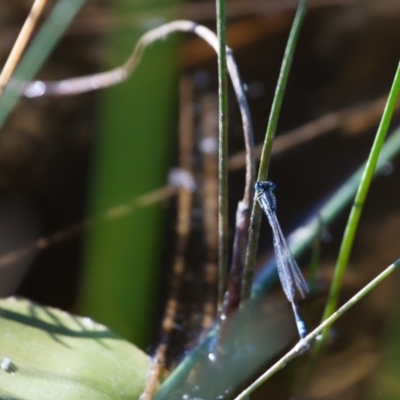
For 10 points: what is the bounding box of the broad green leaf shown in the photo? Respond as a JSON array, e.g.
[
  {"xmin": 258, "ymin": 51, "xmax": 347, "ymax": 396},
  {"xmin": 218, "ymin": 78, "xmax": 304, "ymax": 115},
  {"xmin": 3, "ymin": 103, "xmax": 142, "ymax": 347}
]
[{"xmin": 0, "ymin": 297, "xmax": 149, "ymax": 399}]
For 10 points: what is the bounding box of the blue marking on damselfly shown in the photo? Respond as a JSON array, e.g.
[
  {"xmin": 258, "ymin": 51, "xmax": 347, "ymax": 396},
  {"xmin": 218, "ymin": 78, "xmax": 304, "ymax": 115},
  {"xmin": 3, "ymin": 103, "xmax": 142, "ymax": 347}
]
[{"xmin": 255, "ymin": 181, "xmax": 308, "ymax": 339}]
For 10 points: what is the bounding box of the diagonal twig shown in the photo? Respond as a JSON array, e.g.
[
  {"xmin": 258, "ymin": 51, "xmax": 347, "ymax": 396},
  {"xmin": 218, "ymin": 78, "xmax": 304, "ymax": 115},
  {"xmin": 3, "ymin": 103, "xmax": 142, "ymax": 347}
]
[
  {"xmin": 0, "ymin": 0, "xmax": 48, "ymax": 97},
  {"xmin": 234, "ymin": 257, "xmax": 400, "ymax": 400}
]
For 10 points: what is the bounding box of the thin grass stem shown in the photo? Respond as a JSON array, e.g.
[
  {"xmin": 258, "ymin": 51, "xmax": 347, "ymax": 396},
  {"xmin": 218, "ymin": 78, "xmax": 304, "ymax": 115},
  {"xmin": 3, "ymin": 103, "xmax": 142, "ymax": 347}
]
[
  {"xmin": 0, "ymin": 0, "xmax": 48, "ymax": 97},
  {"xmin": 234, "ymin": 258, "xmax": 400, "ymax": 400},
  {"xmin": 0, "ymin": 0, "xmax": 85, "ymax": 129},
  {"xmin": 313, "ymin": 62, "xmax": 400, "ymax": 355},
  {"xmin": 215, "ymin": 0, "xmax": 229, "ymax": 315},
  {"xmin": 241, "ymin": 0, "xmax": 308, "ymax": 302}
]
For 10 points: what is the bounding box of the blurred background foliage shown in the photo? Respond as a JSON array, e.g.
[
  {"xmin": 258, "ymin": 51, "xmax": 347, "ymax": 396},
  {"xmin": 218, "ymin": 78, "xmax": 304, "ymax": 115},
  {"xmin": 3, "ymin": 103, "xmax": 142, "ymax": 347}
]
[{"xmin": 1, "ymin": 0, "xmax": 400, "ymax": 398}]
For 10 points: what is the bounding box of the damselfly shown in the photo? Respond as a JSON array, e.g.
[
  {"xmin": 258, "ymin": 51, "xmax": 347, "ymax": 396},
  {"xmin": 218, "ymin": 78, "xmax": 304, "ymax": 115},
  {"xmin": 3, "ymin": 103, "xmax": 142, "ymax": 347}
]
[{"xmin": 255, "ymin": 181, "xmax": 308, "ymax": 339}]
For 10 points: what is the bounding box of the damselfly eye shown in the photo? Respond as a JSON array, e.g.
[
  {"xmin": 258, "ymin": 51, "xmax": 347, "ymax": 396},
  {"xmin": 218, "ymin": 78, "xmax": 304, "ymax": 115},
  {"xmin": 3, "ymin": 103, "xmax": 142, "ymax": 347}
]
[
  {"xmin": 265, "ymin": 181, "xmax": 276, "ymax": 190},
  {"xmin": 254, "ymin": 181, "xmax": 264, "ymax": 191}
]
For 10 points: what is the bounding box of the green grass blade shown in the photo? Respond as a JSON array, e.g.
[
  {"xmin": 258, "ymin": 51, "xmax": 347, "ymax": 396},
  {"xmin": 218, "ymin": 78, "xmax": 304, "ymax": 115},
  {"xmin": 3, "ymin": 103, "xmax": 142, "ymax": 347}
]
[
  {"xmin": 314, "ymin": 62, "xmax": 400, "ymax": 353},
  {"xmin": 242, "ymin": 0, "xmax": 308, "ymax": 302},
  {"xmin": 78, "ymin": 4, "xmax": 181, "ymax": 347}
]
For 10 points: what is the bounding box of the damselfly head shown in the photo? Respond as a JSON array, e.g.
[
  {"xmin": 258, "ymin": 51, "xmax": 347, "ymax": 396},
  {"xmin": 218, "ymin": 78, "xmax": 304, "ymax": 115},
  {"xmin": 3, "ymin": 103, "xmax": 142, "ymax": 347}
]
[{"xmin": 255, "ymin": 180, "xmax": 276, "ymax": 192}]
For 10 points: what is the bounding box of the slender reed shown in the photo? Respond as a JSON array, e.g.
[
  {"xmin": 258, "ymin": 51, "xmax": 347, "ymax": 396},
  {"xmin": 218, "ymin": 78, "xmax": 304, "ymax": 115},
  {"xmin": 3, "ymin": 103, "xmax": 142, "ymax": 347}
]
[
  {"xmin": 314, "ymin": 62, "xmax": 400, "ymax": 355},
  {"xmin": 241, "ymin": 0, "xmax": 308, "ymax": 302},
  {"xmin": 0, "ymin": 0, "xmax": 85, "ymax": 129},
  {"xmin": 215, "ymin": 0, "xmax": 229, "ymax": 315},
  {"xmin": 0, "ymin": 0, "xmax": 48, "ymax": 97},
  {"xmin": 234, "ymin": 258, "xmax": 400, "ymax": 400}
]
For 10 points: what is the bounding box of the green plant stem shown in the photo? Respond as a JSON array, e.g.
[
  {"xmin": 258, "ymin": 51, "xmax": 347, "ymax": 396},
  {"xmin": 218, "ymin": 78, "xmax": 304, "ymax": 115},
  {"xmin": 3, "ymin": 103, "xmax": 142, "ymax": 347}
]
[
  {"xmin": 314, "ymin": 62, "xmax": 400, "ymax": 355},
  {"xmin": 0, "ymin": 0, "xmax": 47, "ymax": 97},
  {"xmin": 241, "ymin": 0, "xmax": 308, "ymax": 302},
  {"xmin": 234, "ymin": 258, "xmax": 400, "ymax": 400},
  {"xmin": 216, "ymin": 0, "xmax": 229, "ymax": 314}
]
